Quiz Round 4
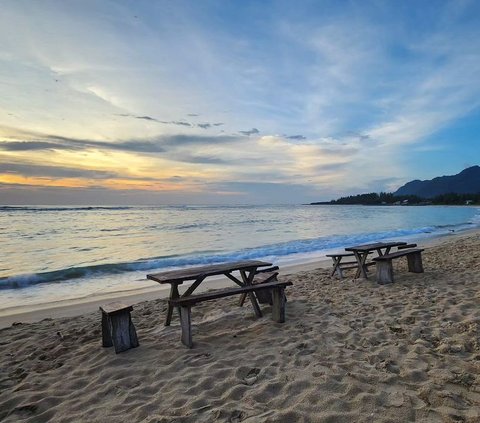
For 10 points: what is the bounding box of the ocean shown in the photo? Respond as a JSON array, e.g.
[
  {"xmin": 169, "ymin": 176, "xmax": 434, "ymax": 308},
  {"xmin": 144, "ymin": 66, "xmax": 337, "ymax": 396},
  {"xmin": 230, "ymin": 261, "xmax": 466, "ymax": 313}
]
[{"xmin": 1, "ymin": 204, "xmax": 479, "ymax": 311}]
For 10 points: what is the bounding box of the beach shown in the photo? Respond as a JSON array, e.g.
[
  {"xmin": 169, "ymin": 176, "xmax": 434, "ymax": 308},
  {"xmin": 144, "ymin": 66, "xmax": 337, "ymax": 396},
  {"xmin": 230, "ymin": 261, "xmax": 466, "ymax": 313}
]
[{"xmin": 1, "ymin": 231, "xmax": 480, "ymax": 422}]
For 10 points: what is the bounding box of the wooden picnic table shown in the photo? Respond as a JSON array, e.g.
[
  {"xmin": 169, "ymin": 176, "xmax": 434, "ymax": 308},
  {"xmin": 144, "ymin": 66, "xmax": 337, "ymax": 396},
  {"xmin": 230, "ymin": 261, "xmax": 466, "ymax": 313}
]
[
  {"xmin": 345, "ymin": 241, "xmax": 407, "ymax": 279},
  {"xmin": 147, "ymin": 260, "xmax": 272, "ymax": 326}
]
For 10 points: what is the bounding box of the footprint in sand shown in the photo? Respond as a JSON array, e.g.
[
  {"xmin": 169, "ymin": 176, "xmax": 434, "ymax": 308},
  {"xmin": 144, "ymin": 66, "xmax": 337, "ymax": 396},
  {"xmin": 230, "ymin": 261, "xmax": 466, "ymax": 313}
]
[{"xmin": 236, "ymin": 367, "xmax": 261, "ymax": 385}]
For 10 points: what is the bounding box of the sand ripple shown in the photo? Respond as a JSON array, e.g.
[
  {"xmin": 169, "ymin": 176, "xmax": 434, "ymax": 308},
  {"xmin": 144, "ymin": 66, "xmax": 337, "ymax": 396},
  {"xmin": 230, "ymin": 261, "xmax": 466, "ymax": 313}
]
[{"xmin": 1, "ymin": 234, "xmax": 480, "ymax": 422}]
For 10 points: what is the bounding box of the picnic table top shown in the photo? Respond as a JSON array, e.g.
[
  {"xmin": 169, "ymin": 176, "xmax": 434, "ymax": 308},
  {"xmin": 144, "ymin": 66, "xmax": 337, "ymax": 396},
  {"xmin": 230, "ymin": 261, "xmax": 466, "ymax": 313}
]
[
  {"xmin": 147, "ymin": 260, "xmax": 273, "ymax": 284},
  {"xmin": 345, "ymin": 241, "xmax": 407, "ymax": 252}
]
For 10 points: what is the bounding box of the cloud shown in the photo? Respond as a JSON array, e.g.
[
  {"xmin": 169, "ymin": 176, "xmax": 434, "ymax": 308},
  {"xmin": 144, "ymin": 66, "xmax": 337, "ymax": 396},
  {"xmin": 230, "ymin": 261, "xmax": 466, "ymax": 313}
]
[
  {"xmin": 2, "ymin": 1, "xmax": 480, "ymax": 203},
  {"xmin": 0, "ymin": 162, "xmax": 118, "ymax": 179},
  {"xmin": 135, "ymin": 115, "xmax": 159, "ymax": 122},
  {"xmin": 167, "ymin": 121, "xmax": 192, "ymax": 127},
  {"xmin": 1, "ymin": 130, "xmax": 244, "ymax": 158},
  {"xmin": 239, "ymin": 128, "xmax": 260, "ymax": 136},
  {"xmin": 0, "ymin": 141, "xmax": 77, "ymax": 151}
]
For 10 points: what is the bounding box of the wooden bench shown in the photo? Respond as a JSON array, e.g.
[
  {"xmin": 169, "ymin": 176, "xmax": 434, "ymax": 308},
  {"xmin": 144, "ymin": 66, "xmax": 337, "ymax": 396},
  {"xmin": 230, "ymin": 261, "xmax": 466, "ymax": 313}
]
[
  {"xmin": 373, "ymin": 248, "xmax": 424, "ymax": 284},
  {"xmin": 397, "ymin": 243, "xmax": 417, "ymax": 250},
  {"xmin": 100, "ymin": 302, "xmax": 139, "ymax": 353},
  {"xmin": 169, "ymin": 280, "xmax": 293, "ymax": 348},
  {"xmin": 239, "ymin": 266, "xmax": 279, "ymax": 305},
  {"xmin": 326, "ymin": 252, "xmax": 373, "ymax": 279}
]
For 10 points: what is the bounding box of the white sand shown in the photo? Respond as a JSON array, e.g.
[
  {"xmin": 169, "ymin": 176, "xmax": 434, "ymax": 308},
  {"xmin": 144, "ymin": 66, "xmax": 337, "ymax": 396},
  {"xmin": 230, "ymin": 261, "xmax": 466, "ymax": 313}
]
[{"xmin": 1, "ymin": 231, "xmax": 480, "ymax": 422}]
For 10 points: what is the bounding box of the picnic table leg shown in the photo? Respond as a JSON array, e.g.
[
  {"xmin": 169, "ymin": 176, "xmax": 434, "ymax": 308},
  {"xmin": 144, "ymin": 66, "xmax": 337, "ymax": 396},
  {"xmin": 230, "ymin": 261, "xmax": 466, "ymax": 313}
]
[
  {"xmin": 331, "ymin": 257, "xmax": 343, "ymax": 278},
  {"xmin": 183, "ymin": 276, "xmax": 206, "ymax": 297},
  {"xmin": 238, "ymin": 269, "xmax": 256, "ymax": 307},
  {"xmin": 248, "ymin": 292, "xmax": 263, "ymax": 317},
  {"xmin": 179, "ymin": 306, "xmax": 193, "ymax": 348},
  {"xmin": 165, "ymin": 283, "xmax": 180, "ymax": 326},
  {"xmin": 241, "ymin": 269, "xmax": 263, "ymax": 317},
  {"xmin": 354, "ymin": 252, "xmax": 369, "ymax": 279},
  {"xmin": 272, "ymin": 287, "xmax": 286, "ymax": 323}
]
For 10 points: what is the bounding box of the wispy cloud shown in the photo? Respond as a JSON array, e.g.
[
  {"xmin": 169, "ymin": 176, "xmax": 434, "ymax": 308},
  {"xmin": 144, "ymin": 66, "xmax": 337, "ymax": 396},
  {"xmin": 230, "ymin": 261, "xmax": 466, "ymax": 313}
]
[
  {"xmin": 1, "ymin": 1, "xmax": 480, "ymax": 203},
  {"xmin": 239, "ymin": 128, "xmax": 260, "ymax": 136}
]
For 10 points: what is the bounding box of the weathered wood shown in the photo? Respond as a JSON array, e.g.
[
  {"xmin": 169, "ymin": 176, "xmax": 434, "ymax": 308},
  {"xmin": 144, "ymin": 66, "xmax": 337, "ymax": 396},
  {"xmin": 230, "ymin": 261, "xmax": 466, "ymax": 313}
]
[
  {"xmin": 325, "ymin": 253, "xmax": 356, "ymax": 258},
  {"xmin": 252, "ymin": 271, "xmax": 279, "ymax": 284},
  {"xmin": 255, "ymin": 266, "xmax": 279, "ymax": 274},
  {"xmin": 147, "ymin": 260, "xmax": 272, "ymax": 284},
  {"xmin": 397, "ymin": 243, "xmax": 417, "ymax": 250},
  {"xmin": 169, "ymin": 281, "xmax": 292, "ymax": 307},
  {"xmin": 407, "ymin": 251, "xmax": 424, "ymax": 273},
  {"xmin": 376, "ymin": 260, "xmax": 394, "ymax": 284},
  {"xmin": 373, "ymin": 248, "xmax": 424, "ymax": 261},
  {"xmin": 165, "ymin": 283, "xmax": 180, "ymax": 327},
  {"xmin": 239, "ymin": 271, "xmax": 279, "ymax": 306},
  {"xmin": 100, "ymin": 303, "xmax": 139, "ymax": 353},
  {"xmin": 100, "ymin": 302, "xmax": 133, "ymax": 315},
  {"xmin": 373, "ymin": 248, "xmax": 424, "ymax": 284},
  {"xmin": 148, "ymin": 260, "xmax": 273, "ymax": 326},
  {"xmin": 180, "ymin": 306, "xmax": 193, "ymax": 348},
  {"xmin": 345, "ymin": 241, "xmax": 408, "ymax": 253},
  {"xmin": 101, "ymin": 312, "xmax": 113, "ymax": 347},
  {"xmin": 272, "ymin": 287, "xmax": 286, "ymax": 323},
  {"xmin": 327, "ymin": 252, "xmax": 367, "ymax": 279},
  {"xmin": 170, "ymin": 281, "xmax": 293, "ymax": 348},
  {"xmin": 251, "ymin": 271, "xmax": 278, "ymax": 304}
]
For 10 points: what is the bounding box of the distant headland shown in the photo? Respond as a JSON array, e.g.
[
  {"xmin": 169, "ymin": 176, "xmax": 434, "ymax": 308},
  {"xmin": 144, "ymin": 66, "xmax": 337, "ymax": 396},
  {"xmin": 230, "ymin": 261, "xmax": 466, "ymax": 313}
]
[{"xmin": 311, "ymin": 166, "xmax": 480, "ymax": 206}]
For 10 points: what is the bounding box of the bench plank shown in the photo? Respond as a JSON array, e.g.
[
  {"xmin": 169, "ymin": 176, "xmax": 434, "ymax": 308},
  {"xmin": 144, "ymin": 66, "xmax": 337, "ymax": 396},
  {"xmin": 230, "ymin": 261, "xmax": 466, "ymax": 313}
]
[
  {"xmin": 373, "ymin": 248, "xmax": 424, "ymax": 261},
  {"xmin": 100, "ymin": 302, "xmax": 133, "ymax": 315},
  {"xmin": 397, "ymin": 243, "xmax": 417, "ymax": 250},
  {"xmin": 373, "ymin": 248, "xmax": 424, "ymax": 284},
  {"xmin": 172, "ymin": 281, "xmax": 293, "ymax": 348},
  {"xmin": 170, "ymin": 281, "xmax": 292, "ymax": 307}
]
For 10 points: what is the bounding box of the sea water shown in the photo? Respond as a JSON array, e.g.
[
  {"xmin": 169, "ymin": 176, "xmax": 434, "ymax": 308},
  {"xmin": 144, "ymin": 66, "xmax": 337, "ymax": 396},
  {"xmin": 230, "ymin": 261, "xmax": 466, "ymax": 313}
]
[{"xmin": 1, "ymin": 204, "xmax": 479, "ymax": 310}]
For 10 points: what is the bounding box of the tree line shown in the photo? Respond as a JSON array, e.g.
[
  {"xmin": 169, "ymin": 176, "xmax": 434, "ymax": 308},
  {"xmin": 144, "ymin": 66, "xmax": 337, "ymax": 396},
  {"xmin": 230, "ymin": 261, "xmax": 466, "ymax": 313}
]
[{"xmin": 311, "ymin": 192, "xmax": 480, "ymax": 205}]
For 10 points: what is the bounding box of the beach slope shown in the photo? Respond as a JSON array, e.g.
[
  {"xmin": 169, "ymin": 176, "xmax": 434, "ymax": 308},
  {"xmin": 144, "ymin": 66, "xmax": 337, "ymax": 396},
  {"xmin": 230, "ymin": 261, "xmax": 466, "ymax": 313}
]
[{"xmin": 1, "ymin": 234, "xmax": 480, "ymax": 422}]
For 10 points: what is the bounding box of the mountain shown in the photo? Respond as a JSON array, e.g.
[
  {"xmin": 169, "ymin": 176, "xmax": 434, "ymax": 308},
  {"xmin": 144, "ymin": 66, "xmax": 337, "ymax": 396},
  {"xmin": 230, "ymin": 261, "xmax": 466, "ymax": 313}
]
[{"xmin": 394, "ymin": 166, "xmax": 480, "ymax": 198}]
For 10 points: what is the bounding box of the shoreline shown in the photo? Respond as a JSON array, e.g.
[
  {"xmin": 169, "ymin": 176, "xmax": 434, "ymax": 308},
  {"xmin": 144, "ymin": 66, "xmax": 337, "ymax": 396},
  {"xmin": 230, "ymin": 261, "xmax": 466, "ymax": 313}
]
[
  {"xmin": 1, "ymin": 228, "xmax": 478, "ymax": 328},
  {"xmin": 3, "ymin": 227, "xmax": 480, "ymax": 421}
]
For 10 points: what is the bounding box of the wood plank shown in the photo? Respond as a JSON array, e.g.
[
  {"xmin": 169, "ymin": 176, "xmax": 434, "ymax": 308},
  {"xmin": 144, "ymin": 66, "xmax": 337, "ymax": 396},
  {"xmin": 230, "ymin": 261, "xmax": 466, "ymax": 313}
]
[
  {"xmin": 376, "ymin": 260, "xmax": 394, "ymax": 284},
  {"xmin": 272, "ymin": 287, "xmax": 286, "ymax": 323},
  {"xmin": 109, "ymin": 312, "xmax": 135, "ymax": 353},
  {"xmin": 252, "ymin": 271, "xmax": 279, "ymax": 284},
  {"xmin": 345, "ymin": 241, "xmax": 407, "ymax": 252},
  {"xmin": 247, "ymin": 291, "xmax": 263, "ymax": 318},
  {"xmin": 100, "ymin": 302, "xmax": 133, "ymax": 315},
  {"xmin": 397, "ymin": 243, "xmax": 418, "ymax": 250},
  {"xmin": 101, "ymin": 312, "xmax": 113, "ymax": 347},
  {"xmin": 170, "ymin": 281, "xmax": 293, "ymax": 307},
  {"xmin": 326, "ymin": 253, "xmax": 356, "ymax": 258},
  {"xmin": 147, "ymin": 260, "xmax": 272, "ymax": 283},
  {"xmin": 373, "ymin": 248, "xmax": 424, "ymax": 261},
  {"xmin": 407, "ymin": 252, "xmax": 424, "ymax": 273},
  {"xmin": 255, "ymin": 266, "xmax": 279, "ymax": 273},
  {"xmin": 180, "ymin": 306, "xmax": 193, "ymax": 348}
]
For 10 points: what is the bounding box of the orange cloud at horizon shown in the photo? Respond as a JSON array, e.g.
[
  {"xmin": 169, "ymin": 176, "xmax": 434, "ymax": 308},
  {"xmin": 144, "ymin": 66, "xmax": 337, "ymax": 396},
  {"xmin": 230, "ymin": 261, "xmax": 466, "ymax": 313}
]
[{"xmin": 0, "ymin": 174, "xmax": 198, "ymax": 192}]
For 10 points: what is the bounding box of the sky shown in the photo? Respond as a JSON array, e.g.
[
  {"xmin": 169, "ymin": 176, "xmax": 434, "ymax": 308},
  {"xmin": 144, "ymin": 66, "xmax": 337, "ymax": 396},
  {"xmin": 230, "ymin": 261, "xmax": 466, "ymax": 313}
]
[{"xmin": 1, "ymin": 0, "xmax": 480, "ymax": 205}]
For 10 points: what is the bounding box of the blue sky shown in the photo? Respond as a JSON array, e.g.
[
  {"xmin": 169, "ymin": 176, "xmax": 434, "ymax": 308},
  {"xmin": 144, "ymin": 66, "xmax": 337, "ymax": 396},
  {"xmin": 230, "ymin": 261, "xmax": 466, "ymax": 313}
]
[{"xmin": 0, "ymin": 0, "xmax": 479, "ymax": 204}]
